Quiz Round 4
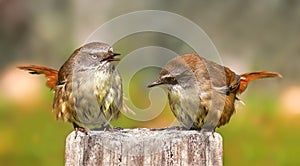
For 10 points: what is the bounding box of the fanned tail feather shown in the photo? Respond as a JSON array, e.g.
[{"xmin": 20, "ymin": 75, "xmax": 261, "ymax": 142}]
[
  {"xmin": 238, "ymin": 71, "xmax": 282, "ymax": 94},
  {"xmin": 18, "ymin": 65, "xmax": 58, "ymax": 89}
]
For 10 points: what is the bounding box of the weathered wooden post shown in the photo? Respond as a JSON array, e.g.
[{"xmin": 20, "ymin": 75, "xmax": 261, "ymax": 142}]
[{"xmin": 65, "ymin": 128, "xmax": 222, "ymax": 166}]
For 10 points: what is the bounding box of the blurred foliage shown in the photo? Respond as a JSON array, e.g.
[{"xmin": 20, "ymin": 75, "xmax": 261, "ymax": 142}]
[
  {"xmin": 0, "ymin": 88, "xmax": 71, "ymax": 166},
  {"xmin": 1, "ymin": 89, "xmax": 300, "ymax": 165},
  {"xmin": 1, "ymin": 0, "xmax": 299, "ymax": 165},
  {"xmin": 220, "ymin": 92, "xmax": 300, "ymax": 166}
]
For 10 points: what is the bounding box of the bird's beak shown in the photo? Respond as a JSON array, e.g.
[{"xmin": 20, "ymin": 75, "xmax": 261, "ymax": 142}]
[
  {"xmin": 147, "ymin": 79, "xmax": 164, "ymax": 88},
  {"xmin": 112, "ymin": 53, "xmax": 121, "ymax": 56},
  {"xmin": 111, "ymin": 53, "xmax": 121, "ymax": 61},
  {"xmin": 102, "ymin": 52, "xmax": 121, "ymax": 62}
]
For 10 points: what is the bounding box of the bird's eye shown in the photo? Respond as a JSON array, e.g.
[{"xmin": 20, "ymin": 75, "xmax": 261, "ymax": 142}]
[
  {"xmin": 91, "ymin": 54, "xmax": 97, "ymax": 59},
  {"xmin": 170, "ymin": 77, "xmax": 177, "ymax": 82},
  {"xmin": 166, "ymin": 76, "xmax": 178, "ymax": 84}
]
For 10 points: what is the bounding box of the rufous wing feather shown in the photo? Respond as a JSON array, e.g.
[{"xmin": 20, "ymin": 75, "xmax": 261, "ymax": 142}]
[{"xmin": 18, "ymin": 65, "xmax": 58, "ymax": 89}]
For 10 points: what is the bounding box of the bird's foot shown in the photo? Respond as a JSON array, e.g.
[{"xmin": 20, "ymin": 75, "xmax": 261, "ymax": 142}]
[
  {"xmin": 93, "ymin": 125, "xmax": 121, "ymax": 132},
  {"xmin": 167, "ymin": 126, "xmax": 187, "ymax": 130},
  {"xmin": 73, "ymin": 123, "xmax": 88, "ymax": 139},
  {"xmin": 201, "ymin": 127, "xmax": 216, "ymax": 138},
  {"xmin": 105, "ymin": 126, "xmax": 123, "ymax": 132},
  {"xmin": 74, "ymin": 127, "xmax": 88, "ymax": 139}
]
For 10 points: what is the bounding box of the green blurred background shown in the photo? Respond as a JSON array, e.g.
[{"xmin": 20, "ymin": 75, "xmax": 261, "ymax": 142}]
[{"xmin": 1, "ymin": 0, "xmax": 299, "ymax": 165}]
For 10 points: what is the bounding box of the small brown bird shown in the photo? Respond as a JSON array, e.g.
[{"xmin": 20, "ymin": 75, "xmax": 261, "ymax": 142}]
[
  {"xmin": 148, "ymin": 54, "xmax": 282, "ymax": 131},
  {"xmin": 18, "ymin": 42, "xmax": 123, "ymax": 135}
]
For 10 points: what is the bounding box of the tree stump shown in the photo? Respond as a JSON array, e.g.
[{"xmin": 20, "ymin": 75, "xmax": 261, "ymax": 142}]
[{"xmin": 65, "ymin": 128, "xmax": 222, "ymax": 166}]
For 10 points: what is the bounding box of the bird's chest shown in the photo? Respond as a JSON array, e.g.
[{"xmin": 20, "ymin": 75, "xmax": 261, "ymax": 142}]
[
  {"xmin": 168, "ymin": 86, "xmax": 198, "ymax": 110},
  {"xmin": 168, "ymin": 84, "xmax": 211, "ymax": 112},
  {"xmin": 72, "ymin": 69, "xmax": 113, "ymax": 110},
  {"xmin": 167, "ymin": 83, "xmax": 214, "ymax": 129},
  {"xmin": 61, "ymin": 68, "xmax": 116, "ymax": 128},
  {"xmin": 72, "ymin": 72, "xmax": 103, "ymax": 111},
  {"xmin": 168, "ymin": 85, "xmax": 203, "ymax": 127}
]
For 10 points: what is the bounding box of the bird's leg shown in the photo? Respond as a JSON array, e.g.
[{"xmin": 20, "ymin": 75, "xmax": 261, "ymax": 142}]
[
  {"xmin": 73, "ymin": 122, "xmax": 88, "ymax": 139},
  {"xmin": 201, "ymin": 127, "xmax": 216, "ymax": 138},
  {"xmin": 103, "ymin": 124, "xmax": 112, "ymax": 131},
  {"xmin": 212, "ymin": 129, "xmax": 216, "ymax": 138}
]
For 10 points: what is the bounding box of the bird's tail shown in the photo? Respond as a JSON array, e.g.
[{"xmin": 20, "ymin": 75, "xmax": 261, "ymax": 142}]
[
  {"xmin": 18, "ymin": 65, "xmax": 58, "ymax": 90},
  {"xmin": 238, "ymin": 71, "xmax": 282, "ymax": 94}
]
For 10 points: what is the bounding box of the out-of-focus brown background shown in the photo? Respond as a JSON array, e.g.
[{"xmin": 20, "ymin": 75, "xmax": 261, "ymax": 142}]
[{"xmin": 0, "ymin": 0, "xmax": 299, "ymax": 165}]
